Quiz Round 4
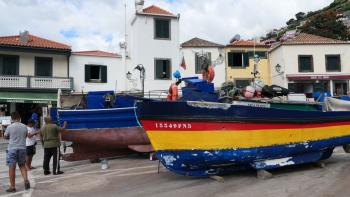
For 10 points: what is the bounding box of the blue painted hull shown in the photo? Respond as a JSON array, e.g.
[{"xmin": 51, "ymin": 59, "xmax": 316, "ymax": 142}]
[
  {"xmin": 58, "ymin": 107, "xmax": 139, "ymax": 129},
  {"xmin": 155, "ymin": 137, "xmax": 344, "ymax": 176}
]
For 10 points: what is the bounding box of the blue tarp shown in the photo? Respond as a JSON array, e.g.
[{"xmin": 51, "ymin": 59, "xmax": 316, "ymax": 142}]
[{"xmin": 86, "ymin": 91, "xmax": 114, "ymax": 109}]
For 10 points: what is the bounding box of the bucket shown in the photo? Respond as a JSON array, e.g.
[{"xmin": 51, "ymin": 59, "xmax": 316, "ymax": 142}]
[{"xmin": 101, "ymin": 159, "xmax": 109, "ymax": 170}]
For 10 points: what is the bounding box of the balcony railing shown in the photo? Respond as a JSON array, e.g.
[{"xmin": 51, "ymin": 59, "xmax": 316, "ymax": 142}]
[{"xmin": 0, "ymin": 75, "xmax": 73, "ymax": 90}]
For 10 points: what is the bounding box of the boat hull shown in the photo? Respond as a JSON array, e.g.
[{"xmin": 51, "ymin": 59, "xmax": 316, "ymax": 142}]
[
  {"xmin": 58, "ymin": 107, "xmax": 152, "ymax": 161},
  {"xmin": 138, "ymin": 101, "xmax": 350, "ymax": 176},
  {"xmin": 61, "ymin": 127, "xmax": 152, "ymax": 161}
]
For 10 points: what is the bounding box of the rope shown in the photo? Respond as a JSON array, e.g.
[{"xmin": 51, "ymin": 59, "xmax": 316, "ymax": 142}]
[{"xmin": 133, "ymin": 100, "xmax": 142, "ymax": 127}]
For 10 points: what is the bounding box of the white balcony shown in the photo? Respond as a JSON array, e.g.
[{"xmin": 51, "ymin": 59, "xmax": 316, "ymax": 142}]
[
  {"xmin": 0, "ymin": 75, "xmax": 73, "ymax": 90},
  {"xmin": 0, "ymin": 76, "xmax": 27, "ymax": 88}
]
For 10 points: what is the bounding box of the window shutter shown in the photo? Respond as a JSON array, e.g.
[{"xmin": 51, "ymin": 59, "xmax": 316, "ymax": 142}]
[
  {"xmin": 207, "ymin": 52, "xmax": 211, "ymax": 64},
  {"xmin": 155, "ymin": 60, "xmax": 162, "ymax": 79},
  {"xmin": 162, "ymin": 60, "xmax": 168, "ymax": 78},
  {"xmin": 228, "ymin": 53, "xmax": 233, "ymax": 67},
  {"xmin": 195, "ymin": 53, "xmax": 199, "ymax": 73},
  {"xmin": 85, "ymin": 65, "xmax": 91, "ymax": 82},
  {"xmin": 243, "ymin": 53, "xmax": 249, "ymax": 67},
  {"xmin": 15, "ymin": 56, "xmax": 19, "ymax": 75},
  {"xmin": 101, "ymin": 66, "xmax": 107, "ymax": 83}
]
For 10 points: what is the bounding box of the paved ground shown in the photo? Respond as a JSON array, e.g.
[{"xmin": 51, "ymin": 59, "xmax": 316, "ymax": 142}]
[{"xmin": 1, "ymin": 143, "xmax": 350, "ymax": 197}]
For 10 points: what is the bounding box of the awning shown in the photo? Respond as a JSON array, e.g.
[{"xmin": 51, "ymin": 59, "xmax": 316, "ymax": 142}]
[{"xmin": 0, "ymin": 92, "xmax": 57, "ymax": 104}]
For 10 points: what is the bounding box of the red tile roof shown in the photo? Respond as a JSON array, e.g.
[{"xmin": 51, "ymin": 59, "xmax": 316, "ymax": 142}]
[
  {"xmin": 142, "ymin": 5, "xmax": 175, "ymax": 16},
  {"xmin": 0, "ymin": 33, "xmax": 71, "ymax": 50},
  {"xmin": 270, "ymin": 33, "xmax": 350, "ymax": 52},
  {"xmin": 283, "ymin": 33, "xmax": 348, "ymax": 45},
  {"xmin": 227, "ymin": 40, "xmax": 270, "ymax": 47},
  {"xmin": 72, "ymin": 50, "xmax": 121, "ymax": 58},
  {"xmin": 181, "ymin": 37, "xmax": 224, "ymax": 48}
]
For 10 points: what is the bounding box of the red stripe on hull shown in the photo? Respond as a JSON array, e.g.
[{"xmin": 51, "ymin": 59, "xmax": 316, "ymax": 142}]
[{"xmin": 141, "ymin": 120, "xmax": 350, "ymax": 131}]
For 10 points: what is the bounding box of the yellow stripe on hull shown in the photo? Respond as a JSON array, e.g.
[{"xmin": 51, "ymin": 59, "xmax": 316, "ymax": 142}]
[{"xmin": 147, "ymin": 125, "xmax": 350, "ymax": 150}]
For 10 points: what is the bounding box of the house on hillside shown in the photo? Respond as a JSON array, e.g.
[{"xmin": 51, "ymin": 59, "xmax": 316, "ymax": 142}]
[
  {"xmin": 0, "ymin": 31, "xmax": 71, "ymax": 121},
  {"xmin": 125, "ymin": 2, "xmax": 180, "ymax": 92},
  {"xmin": 180, "ymin": 37, "xmax": 225, "ymax": 87},
  {"xmin": 269, "ymin": 33, "xmax": 350, "ymax": 97},
  {"xmin": 225, "ymin": 40, "xmax": 271, "ymax": 88},
  {"xmin": 69, "ymin": 50, "xmax": 125, "ymax": 92}
]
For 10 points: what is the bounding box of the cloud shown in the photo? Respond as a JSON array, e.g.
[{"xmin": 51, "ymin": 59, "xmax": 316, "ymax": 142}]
[{"xmin": 0, "ymin": 0, "xmax": 333, "ymax": 51}]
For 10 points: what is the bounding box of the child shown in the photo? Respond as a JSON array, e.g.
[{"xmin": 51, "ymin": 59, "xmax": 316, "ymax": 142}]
[{"xmin": 26, "ymin": 119, "xmax": 38, "ymax": 170}]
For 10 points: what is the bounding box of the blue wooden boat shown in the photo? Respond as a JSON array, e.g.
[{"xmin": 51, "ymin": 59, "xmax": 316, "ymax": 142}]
[
  {"xmin": 57, "ymin": 91, "xmax": 151, "ymax": 161},
  {"xmin": 137, "ymin": 100, "xmax": 350, "ymax": 176}
]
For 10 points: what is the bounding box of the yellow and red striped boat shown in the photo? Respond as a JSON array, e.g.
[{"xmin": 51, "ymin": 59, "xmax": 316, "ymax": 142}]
[{"xmin": 138, "ymin": 100, "xmax": 350, "ymax": 176}]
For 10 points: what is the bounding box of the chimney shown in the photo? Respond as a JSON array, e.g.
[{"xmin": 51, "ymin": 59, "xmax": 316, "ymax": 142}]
[
  {"xmin": 19, "ymin": 30, "xmax": 29, "ymax": 44},
  {"xmin": 135, "ymin": 0, "xmax": 144, "ymax": 13}
]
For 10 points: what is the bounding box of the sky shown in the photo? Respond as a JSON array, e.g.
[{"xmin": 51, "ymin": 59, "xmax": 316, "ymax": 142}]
[{"xmin": 0, "ymin": 0, "xmax": 333, "ymax": 52}]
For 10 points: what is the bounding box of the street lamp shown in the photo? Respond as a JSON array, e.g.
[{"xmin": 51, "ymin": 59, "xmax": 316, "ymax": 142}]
[
  {"xmin": 134, "ymin": 64, "xmax": 145, "ymax": 96},
  {"xmin": 275, "ymin": 64, "xmax": 282, "ymax": 73},
  {"xmin": 126, "ymin": 71, "xmax": 132, "ymax": 80}
]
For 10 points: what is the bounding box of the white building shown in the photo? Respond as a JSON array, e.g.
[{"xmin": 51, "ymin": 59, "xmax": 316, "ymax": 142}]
[
  {"xmin": 0, "ymin": 31, "xmax": 72, "ymax": 120},
  {"xmin": 180, "ymin": 37, "xmax": 225, "ymax": 87},
  {"xmin": 125, "ymin": 3, "xmax": 180, "ymax": 92},
  {"xmin": 269, "ymin": 33, "xmax": 350, "ymax": 97},
  {"xmin": 69, "ymin": 50, "xmax": 125, "ymax": 92}
]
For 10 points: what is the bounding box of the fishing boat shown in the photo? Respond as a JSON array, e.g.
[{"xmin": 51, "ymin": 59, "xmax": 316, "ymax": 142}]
[
  {"xmin": 137, "ymin": 98, "xmax": 350, "ymax": 176},
  {"xmin": 56, "ymin": 91, "xmax": 151, "ymax": 161}
]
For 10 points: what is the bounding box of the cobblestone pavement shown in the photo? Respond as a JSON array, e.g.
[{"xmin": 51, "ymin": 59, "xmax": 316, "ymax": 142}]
[{"xmin": 1, "ymin": 145, "xmax": 350, "ymax": 197}]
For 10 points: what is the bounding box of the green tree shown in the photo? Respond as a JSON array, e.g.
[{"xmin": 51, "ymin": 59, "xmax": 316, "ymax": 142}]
[
  {"xmin": 300, "ymin": 10, "xmax": 350, "ymax": 40},
  {"xmin": 295, "ymin": 12, "xmax": 305, "ymax": 20},
  {"xmin": 286, "ymin": 18, "xmax": 296, "ymax": 25}
]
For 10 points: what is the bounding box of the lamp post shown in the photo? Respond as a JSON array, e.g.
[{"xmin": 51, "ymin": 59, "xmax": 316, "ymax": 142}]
[
  {"xmin": 134, "ymin": 64, "xmax": 145, "ymax": 96},
  {"xmin": 126, "ymin": 71, "xmax": 132, "ymax": 80},
  {"xmin": 275, "ymin": 64, "xmax": 282, "ymax": 73}
]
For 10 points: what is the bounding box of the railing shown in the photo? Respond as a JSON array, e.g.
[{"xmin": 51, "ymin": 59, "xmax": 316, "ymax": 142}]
[
  {"xmin": 0, "ymin": 76, "xmax": 27, "ymax": 88},
  {"xmin": 0, "ymin": 75, "xmax": 73, "ymax": 90}
]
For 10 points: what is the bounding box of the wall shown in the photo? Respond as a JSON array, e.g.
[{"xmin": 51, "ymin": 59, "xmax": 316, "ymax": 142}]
[
  {"xmin": 269, "ymin": 44, "xmax": 350, "ymax": 87},
  {"xmin": 0, "ymin": 51, "xmax": 68, "ymax": 77},
  {"xmin": 127, "ymin": 14, "xmax": 180, "ymax": 91},
  {"xmin": 180, "ymin": 47, "xmax": 226, "ymax": 87},
  {"xmin": 225, "ymin": 47, "xmax": 271, "ymax": 85},
  {"xmin": 69, "ymin": 54, "xmax": 126, "ymax": 92}
]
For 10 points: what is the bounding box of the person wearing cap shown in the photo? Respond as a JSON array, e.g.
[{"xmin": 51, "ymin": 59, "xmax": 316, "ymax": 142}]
[
  {"xmin": 26, "ymin": 119, "xmax": 39, "ymax": 170},
  {"xmin": 167, "ymin": 71, "xmax": 182, "ymax": 101}
]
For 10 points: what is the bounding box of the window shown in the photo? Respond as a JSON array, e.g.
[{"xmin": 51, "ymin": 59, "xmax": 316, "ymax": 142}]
[
  {"xmin": 298, "ymin": 55, "xmax": 313, "ymax": 72},
  {"xmin": 195, "ymin": 52, "xmax": 211, "ymax": 74},
  {"xmin": 85, "ymin": 65, "xmax": 107, "ymax": 83},
  {"xmin": 154, "ymin": 19, "xmax": 170, "ymax": 39},
  {"xmin": 35, "ymin": 57, "xmax": 52, "ymax": 77},
  {"xmin": 155, "ymin": 59, "xmax": 171, "ymax": 80},
  {"xmin": 235, "ymin": 79, "xmax": 251, "ymax": 88},
  {"xmin": 326, "ymin": 55, "xmax": 341, "ymax": 72},
  {"xmin": 0, "ymin": 55, "xmax": 19, "ymax": 75},
  {"xmin": 227, "ymin": 52, "xmax": 249, "ymax": 68},
  {"xmin": 248, "ymin": 51, "xmax": 267, "ymax": 59}
]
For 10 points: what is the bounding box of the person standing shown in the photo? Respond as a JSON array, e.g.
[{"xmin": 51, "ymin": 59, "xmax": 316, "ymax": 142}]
[
  {"xmin": 4, "ymin": 112, "xmax": 30, "ymax": 193},
  {"xmin": 30, "ymin": 107, "xmax": 39, "ymax": 130},
  {"xmin": 40, "ymin": 117, "xmax": 67, "ymax": 175},
  {"xmin": 26, "ymin": 119, "xmax": 38, "ymax": 170}
]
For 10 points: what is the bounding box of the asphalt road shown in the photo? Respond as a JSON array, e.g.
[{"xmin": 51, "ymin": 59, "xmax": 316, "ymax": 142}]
[{"xmin": 1, "ymin": 145, "xmax": 350, "ymax": 197}]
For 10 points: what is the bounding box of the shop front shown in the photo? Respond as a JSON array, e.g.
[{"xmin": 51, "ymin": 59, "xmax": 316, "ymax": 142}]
[
  {"xmin": 0, "ymin": 91, "xmax": 57, "ymax": 124},
  {"xmin": 287, "ymin": 74, "xmax": 350, "ymax": 98}
]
